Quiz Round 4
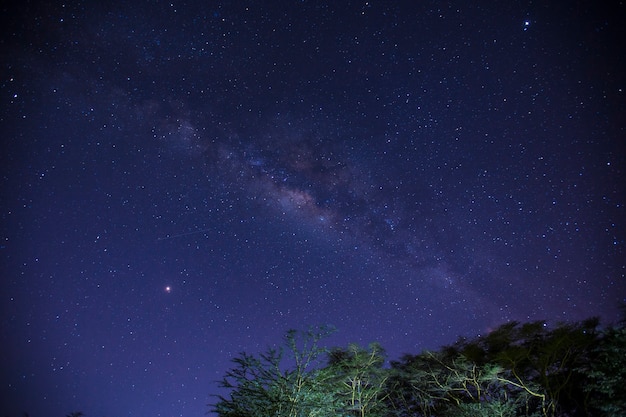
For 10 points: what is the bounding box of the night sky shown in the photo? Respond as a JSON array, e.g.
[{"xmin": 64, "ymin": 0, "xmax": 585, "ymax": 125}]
[{"xmin": 1, "ymin": 1, "xmax": 624, "ymax": 416}]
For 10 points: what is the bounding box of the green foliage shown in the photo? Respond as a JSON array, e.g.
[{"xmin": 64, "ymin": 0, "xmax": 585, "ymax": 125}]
[
  {"xmin": 444, "ymin": 400, "xmax": 519, "ymax": 417},
  {"xmin": 211, "ymin": 325, "xmax": 337, "ymax": 417},
  {"xmin": 584, "ymin": 325, "xmax": 626, "ymax": 415},
  {"xmin": 212, "ymin": 318, "xmax": 626, "ymax": 417},
  {"xmin": 321, "ymin": 343, "xmax": 389, "ymax": 417},
  {"xmin": 387, "ymin": 349, "xmax": 534, "ymax": 417}
]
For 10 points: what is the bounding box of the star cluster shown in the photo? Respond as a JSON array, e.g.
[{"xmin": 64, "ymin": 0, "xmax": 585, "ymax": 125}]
[{"xmin": 1, "ymin": 1, "xmax": 624, "ymax": 416}]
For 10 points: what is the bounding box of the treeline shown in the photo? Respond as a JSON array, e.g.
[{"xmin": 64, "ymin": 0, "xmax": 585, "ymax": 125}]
[{"xmin": 212, "ymin": 318, "xmax": 626, "ymax": 417}]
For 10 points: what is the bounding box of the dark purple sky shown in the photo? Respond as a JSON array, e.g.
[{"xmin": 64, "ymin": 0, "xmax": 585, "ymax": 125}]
[{"xmin": 1, "ymin": 1, "xmax": 624, "ymax": 416}]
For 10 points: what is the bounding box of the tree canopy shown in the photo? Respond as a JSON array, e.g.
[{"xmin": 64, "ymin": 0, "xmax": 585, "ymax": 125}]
[{"xmin": 212, "ymin": 318, "xmax": 625, "ymax": 417}]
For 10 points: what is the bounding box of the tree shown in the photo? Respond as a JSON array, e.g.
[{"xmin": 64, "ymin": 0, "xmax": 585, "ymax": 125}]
[
  {"xmin": 211, "ymin": 325, "xmax": 336, "ymax": 417},
  {"xmin": 388, "ymin": 349, "xmax": 533, "ymax": 417},
  {"xmin": 387, "ymin": 352, "xmax": 441, "ymax": 417},
  {"xmin": 321, "ymin": 343, "xmax": 389, "ymax": 417},
  {"xmin": 488, "ymin": 319, "xmax": 599, "ymax": 417},
  {"xmin": 584, "ymin": 325, "xmax": 626, "ymax": 415},
  {"xmin": 212, "ymin": 317, "xmax": 623, "ymax": 417}
]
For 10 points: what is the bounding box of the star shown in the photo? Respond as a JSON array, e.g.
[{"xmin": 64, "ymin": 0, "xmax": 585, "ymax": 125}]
[{"xmin": 2, "ymin": 2, "xmax": 621, "ymax": 417}]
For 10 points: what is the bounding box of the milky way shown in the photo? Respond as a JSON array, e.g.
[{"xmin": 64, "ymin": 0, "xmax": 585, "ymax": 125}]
[{"xmin": 1, "ymin": 1, "xmax": 624, "ymax": 416}]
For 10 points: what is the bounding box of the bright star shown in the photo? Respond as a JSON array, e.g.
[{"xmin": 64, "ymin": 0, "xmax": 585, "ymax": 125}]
[{"xmin": 165, "ymin": 286, "xmax": 171, "ymax": 293}]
